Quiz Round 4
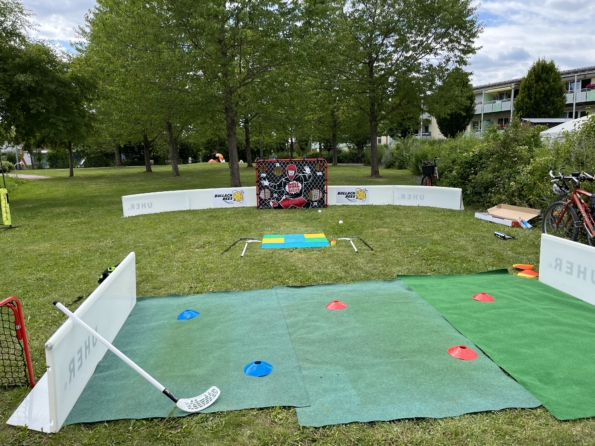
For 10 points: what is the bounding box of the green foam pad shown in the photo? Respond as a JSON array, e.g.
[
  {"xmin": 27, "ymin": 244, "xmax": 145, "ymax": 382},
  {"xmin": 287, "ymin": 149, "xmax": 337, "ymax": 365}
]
[
  {"xmin": 275, "ymin": 280, "xmax": 540, "ymax": 426},
  {"xmin": 65, "ymin": 290, "xmax": 310, "ymax": 425},
  {"xmin": 401, "ymin": 271, "xmax": 595, "ymax": 420}
]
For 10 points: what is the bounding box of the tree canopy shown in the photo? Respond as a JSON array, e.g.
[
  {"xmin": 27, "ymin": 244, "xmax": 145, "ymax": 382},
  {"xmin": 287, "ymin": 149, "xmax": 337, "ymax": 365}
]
[
  {"xmin": 433, "ymin": 68, "xmax": 476, "ymax": 138},
  {"xmin": 514, "ymin": 59, "xmax": 566, "ymax": 119}
]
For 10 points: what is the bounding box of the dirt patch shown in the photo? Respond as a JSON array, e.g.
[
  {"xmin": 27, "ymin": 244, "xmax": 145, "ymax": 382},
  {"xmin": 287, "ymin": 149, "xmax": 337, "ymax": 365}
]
[{"xmin": 6, "ymin": 173, "xmax": 52, "ymax": 180}]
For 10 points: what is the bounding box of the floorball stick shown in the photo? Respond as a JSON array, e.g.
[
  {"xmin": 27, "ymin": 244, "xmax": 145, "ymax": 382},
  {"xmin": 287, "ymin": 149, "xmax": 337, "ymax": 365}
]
[{"xmin": 53, "ymin": 301, "xmax": 220, "ymax": 413}]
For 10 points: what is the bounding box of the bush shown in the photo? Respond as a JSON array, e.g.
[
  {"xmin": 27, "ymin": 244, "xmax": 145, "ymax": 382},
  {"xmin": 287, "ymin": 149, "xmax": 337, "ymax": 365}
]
[
  {"xmin": 362, "ymin": 145, "xmax": 384, "ymax": 166},
  {"xmin": 46, "ymin": 150, "xmax": 70, "ymax": 169},
  {"xmin": 4, "ymin": 152, "xmax": 17, "ymax": 164},
  {"xmin": 436, "ymin": 120, "xmax": 553, "ymax": 209},
  {"xmin": 0, "ymin": 161, "xmax": 15, "ymax": 172}
]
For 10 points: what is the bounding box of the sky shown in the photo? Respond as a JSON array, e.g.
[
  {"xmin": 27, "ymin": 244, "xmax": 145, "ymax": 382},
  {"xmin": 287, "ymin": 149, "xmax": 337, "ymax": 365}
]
[{"xmin": 20, "ymin": 0, "xmax": 595, "ymax": 87}]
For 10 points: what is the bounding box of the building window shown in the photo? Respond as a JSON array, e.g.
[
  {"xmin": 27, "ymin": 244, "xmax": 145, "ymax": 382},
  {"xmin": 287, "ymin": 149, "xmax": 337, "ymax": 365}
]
[
  {"xmin": 567, "ymin": 81, "xmax": 581, "ymax": 92},
  {"xmin": 377, "ymin": 137, "xmax": 382, "ymax": 144},
  {"xmin": 497, "ymin": 118, "xmax": 510, "ymax": 129}
]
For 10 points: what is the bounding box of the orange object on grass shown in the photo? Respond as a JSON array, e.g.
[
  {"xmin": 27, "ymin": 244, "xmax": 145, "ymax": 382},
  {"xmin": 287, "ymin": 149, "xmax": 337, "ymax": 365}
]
[
  {"xmin": 518, "ymin": 269, "xmax": 539, "ymax": 278},
  {"xmin": 513, "ymin": 264, "xmax": 534, "ymax": 270}
]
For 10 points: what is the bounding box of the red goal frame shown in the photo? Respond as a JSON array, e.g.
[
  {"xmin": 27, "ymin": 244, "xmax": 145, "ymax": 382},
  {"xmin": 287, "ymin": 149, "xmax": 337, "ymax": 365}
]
[{"xmin": 0, "ymin": 296, "xmax": 35, "ymax": 388}]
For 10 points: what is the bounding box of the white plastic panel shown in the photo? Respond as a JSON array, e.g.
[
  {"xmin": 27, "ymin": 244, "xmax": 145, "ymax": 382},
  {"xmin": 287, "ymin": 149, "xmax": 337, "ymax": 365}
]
[
  {"xmin": 122, "ymin": 191, "xmax": 189, "ymax": 217},
  {"xmin": 539, "ymin": 234, "xmax": 595, "ymax": 306},
  {"xmin": 393, "ymin": 186, "xmax": 463, "ymax": 210},
  {"xmin": 44, "ymin": 253, "xmax": 136, "ymax": 432}
]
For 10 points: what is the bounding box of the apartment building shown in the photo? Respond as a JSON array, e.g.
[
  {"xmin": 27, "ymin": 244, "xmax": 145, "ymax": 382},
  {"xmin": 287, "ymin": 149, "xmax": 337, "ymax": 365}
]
[{"xmin": 470, "ymin": 65, "xmax": 595, "ymax": 135}]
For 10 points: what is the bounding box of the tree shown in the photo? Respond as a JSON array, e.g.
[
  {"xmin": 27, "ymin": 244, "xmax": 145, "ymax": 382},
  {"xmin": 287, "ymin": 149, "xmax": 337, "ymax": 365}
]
[
  {"xmin": 432, "ymin": 68, "xmax": 476, "ymax": 138},
  {"xmin": 81, "ymin": 0, "xmax": 202, "ymax": 177},
  {"xmin": 337, "ymin": 0, "xmax": 481, "ymax": 177},
  {"xmin": 514, "ymin": 59, "xmax": 566, "ymax": 119}
]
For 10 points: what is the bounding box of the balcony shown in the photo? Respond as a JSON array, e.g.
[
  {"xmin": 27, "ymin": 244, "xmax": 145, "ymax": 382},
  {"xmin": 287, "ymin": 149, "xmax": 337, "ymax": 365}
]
[
  {"xmin": 566, "ymin": 88, "xmax": 595, "ymax": 104},
  {"xmin": 474, "ymin": 99, "xmax": 512, "ymax": 115}
]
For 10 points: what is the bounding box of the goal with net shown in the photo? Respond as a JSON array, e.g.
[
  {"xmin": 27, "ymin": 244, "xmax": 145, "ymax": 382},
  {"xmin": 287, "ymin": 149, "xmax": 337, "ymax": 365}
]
[{"xmin": 0, "ymin": 296, "xmax": 35, "ymax": 388}]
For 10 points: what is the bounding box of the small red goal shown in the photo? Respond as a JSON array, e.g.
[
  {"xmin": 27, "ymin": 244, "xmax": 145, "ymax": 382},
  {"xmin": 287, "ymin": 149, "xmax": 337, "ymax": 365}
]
[{"xmin": 0, "ymin": 296, "xmax": 35, "ymax": 388}]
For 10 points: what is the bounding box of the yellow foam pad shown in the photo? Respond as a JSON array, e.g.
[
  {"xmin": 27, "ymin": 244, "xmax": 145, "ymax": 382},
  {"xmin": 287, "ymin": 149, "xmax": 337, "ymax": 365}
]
[
  {"xmin": 305, "ymin": 233, "xmax": 326, "ymax": 238},
  {"xmin": 262, "ymin": 238, "xmax": 285, "ymax": 244}
]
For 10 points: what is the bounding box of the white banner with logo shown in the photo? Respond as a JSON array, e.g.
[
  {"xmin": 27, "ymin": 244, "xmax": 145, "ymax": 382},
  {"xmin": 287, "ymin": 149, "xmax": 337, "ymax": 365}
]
[
  {"xmin": 335, "ymin": 187, "xmax": 370, "ymax": 205},
  {"xmin": 539, "ymin": 234, "xmax": 595, "ymax": 306},
  {"xmin": 213, "ymin": 188, "xmax": 248, "ymax": 208}
]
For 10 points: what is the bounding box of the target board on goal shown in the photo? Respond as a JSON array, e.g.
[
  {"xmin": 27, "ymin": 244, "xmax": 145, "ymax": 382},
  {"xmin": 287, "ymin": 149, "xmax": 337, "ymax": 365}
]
[{"xmin": 255, "ymin": 159, "xmax": 328, "ymax": 209}]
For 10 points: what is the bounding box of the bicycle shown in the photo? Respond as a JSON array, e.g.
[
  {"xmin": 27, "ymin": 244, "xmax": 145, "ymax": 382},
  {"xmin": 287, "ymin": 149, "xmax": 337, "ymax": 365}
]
[
  {"xmin": 542, "ymin": 170, "xmax": 595, "ymax": 246},
  {"xmin": 420, "ymin": 156, "xmax": 439, "ymax": 186}
]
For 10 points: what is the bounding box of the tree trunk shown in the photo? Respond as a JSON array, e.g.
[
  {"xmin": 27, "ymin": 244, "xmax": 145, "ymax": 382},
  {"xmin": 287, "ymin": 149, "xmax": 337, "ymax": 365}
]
[
  {"xmin": 166, "ymin": 121, "xmax": 180, "ymax": 177},
  {"xmin": 259, "ymin": 139, "xmax": 264, "ymax": 159},
  {"xmin": 142, "ymin": 133, "xmax": 152, "ymax": 173},
  {"xmin": 244, "ymin": 118, "xmax": 253, "ymax": 168},
  {"xmin": 114, "ymin": 144, "xmax": 122, "ymax": 167},
  {"xmin": 331, "ymin": 110, "xmax": 338, "ymax": 166},
  {"xmin": 29, "ymin": 151, "xmax": 35, "ymax": 169},
  {"xmin": 289, "ymin": 138, "xmax": 294, "ymax": 159},
  {"xmin": 224, "ymin": 95, "xmax": 241, "ymax": 187},
  {"xmin": 368, "ymin": 60, "xmax": 380, "ymax": 177},
  {"xmin": 67, "ymin": 141, "xmax": 74, "ymax": 177}
]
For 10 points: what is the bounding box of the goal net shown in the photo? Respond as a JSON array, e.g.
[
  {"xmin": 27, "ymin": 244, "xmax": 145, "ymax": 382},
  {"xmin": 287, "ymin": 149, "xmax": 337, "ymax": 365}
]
[
  {"xmin": 0, "ymin": 296, "xmax": 35, "ymax": 388},
  {"xmin": 255, "ymin": 158, "xmax": 328, "ymax": 209}
]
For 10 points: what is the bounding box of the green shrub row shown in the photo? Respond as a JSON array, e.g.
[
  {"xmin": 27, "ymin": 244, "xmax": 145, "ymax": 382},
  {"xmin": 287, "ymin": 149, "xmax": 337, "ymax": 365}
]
[{"xmin": 383, "ymin": 117, "xmax": 595, "ymax": 210}]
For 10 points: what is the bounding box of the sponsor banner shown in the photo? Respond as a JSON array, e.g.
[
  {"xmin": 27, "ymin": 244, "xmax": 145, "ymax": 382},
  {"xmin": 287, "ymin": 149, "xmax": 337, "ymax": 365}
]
[
  {"xmin": 393, "ymin": 186, "xmax": 463, "ymax": 210},
  {"xmin": 213, "ymin": 188, "xmax": 247, "ymax": 207},
  {"xmin": 335, "ymin": 187, "xmax": 369, "ymax": 205},
  {"xmin": 539, "ymin": 234, "xmax": 595, "ymax": 306}
]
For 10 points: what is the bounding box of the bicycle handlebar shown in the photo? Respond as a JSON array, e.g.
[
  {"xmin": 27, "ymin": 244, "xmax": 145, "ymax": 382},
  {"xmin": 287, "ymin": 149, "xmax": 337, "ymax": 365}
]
[{"xmin": 549, "ymin": 169, "xmax": 594, "ymax": 185}]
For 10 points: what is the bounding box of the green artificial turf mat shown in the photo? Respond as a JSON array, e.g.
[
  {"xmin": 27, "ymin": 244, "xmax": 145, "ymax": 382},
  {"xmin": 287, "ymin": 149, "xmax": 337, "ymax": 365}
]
[
  {"xmin": 274, "ymin": 280, "xmax": 540, "ymax": 426},
  {"xmin": 401, "ymin": 271, "xmax": 595, "ymax": 420},
  {"xmin": 65, "ymin": 290, "xmax": 310, "ymax": 424}
]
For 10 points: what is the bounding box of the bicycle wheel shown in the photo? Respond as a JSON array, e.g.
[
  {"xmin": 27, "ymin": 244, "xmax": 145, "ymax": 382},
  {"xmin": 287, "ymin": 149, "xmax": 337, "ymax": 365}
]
[
  {"xmin": 421, "ymin": 176, "xmax": 433, "ymax": 186},
  {"xmin": 542, "ymin": 201, "xmax": 580, "ymax": 241}
]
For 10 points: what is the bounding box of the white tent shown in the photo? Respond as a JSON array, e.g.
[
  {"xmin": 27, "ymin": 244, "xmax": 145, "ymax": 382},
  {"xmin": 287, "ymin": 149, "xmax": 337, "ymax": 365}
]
[{"xmin": 540, "ymin": 115, "xmax": 592, "ymax": 142}]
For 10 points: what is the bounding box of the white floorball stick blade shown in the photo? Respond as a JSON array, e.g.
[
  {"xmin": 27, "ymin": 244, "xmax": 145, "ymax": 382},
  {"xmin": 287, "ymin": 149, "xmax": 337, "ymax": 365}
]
[{"xmin": 176, "ymin": 386, "xmax": 221, "ymax": 413}]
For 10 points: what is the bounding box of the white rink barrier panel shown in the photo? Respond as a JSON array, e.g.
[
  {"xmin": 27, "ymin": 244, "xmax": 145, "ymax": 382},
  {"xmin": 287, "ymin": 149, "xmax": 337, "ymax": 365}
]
[
  {"xmin": 393, "ymin": 186, "xmax": 463, "ymax": 210},
  {"xmin": 123, "ymin": 190, "xmax": 189, "ymax": 217},
  {"xmin": 539, "ymin": 234, "xmax": 595, "ymax": 306},
  {"xmin": 124, "ymin": 186, "xmax": 462, "ymax": 215},
  {"xmin": 7, "ymin": 253, "xmax": 137, "ymax": 433}
]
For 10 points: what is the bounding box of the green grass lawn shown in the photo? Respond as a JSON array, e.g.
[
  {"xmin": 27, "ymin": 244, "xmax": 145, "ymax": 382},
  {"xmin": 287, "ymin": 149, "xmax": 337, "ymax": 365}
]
[{"xmin": 1, "ymin": 164, "xmax": 593, "ymax": 445}]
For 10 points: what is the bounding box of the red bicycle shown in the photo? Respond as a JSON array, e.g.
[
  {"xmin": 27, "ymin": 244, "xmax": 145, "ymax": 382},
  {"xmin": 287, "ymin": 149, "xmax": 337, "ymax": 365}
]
[
  {"xmin": 542, "ymin": 170, "xmax": 595, "ymax": 245},
  {"xmin": 420, "ymin": 157, "xmax": 439, "ymax": 186}
]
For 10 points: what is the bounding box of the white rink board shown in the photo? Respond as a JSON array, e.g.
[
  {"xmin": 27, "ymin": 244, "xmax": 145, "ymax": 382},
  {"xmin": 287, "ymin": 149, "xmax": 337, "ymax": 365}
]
[
  {"xmin": 123, "ymin": 191, "xmax": 189, "ymax": 217},
  {"xmin": 539, "ymin": 234, "xmax": 595, "ymax": 306},
  {"xmin": 7, "ymin": 253, "xmax": 137, "ymax": 433},
  {"xmin": 394, "ymin": 186, "xmax": 463, "ymax": 210},
  {"xmin": 123, "ymin": 186, "xmax": 463, "ymax": 215}
]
